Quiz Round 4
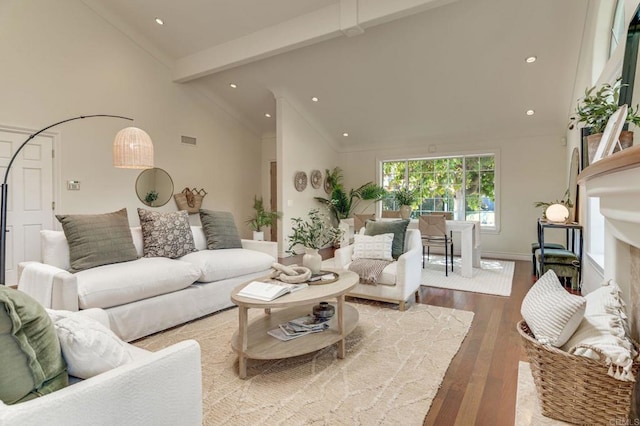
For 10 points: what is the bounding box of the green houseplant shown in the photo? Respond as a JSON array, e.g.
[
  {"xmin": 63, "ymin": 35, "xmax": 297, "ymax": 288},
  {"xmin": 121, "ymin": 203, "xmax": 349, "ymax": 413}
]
[
  {"xmin": 245, "ymin": 195, "xmax": 281, "ymax": 240},
  {"xmin": 286, "ymin": 209, "xmax": 343, "ymax": 274},
  {"xmin": 393, "ymin": 186, "xmax": 418, "ymax": 220},
  {"xmin": 314, "ymin": 167, "xmax": 386, "ymax": 224},
  {"xmin": 570, "ymin": 78, "xmax": 640, "ymax": 163}
]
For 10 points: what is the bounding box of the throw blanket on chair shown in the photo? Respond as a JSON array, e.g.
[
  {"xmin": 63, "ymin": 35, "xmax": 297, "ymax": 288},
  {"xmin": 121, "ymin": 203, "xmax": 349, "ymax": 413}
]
[{"xmin": 349, "ymin": 259, "xmax": 393, "ymax": 285}]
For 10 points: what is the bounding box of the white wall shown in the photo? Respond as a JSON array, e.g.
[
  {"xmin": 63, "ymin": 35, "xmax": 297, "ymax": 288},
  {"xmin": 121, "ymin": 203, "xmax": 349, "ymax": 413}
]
[
  {"xmin": 340, "ymin": 134, "xmax": 567, "ymax": 259},
  {"xmin": 276, "ymin": 96, "xmax": 339, "ymax": 256},
  {"xmin": 0, "ymin": 0, "xmax": 262, "ymax": 236}
]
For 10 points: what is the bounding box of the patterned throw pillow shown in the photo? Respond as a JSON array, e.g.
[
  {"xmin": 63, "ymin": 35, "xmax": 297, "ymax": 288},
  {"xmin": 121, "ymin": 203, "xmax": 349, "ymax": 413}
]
[
  {"xmin": 521, "ymin": 269, "xmax": 586, "ymax": 347},
  {"xmin": 56, "ymin": 208, "xmax": 138, "ymax": 273},
  {"xmin": 137, "ymin": 209, "xmax": 197, "ymax": 258},
  {"xmin": 352, "ymin": 233, "xmax": 394, "ymax": 261}
]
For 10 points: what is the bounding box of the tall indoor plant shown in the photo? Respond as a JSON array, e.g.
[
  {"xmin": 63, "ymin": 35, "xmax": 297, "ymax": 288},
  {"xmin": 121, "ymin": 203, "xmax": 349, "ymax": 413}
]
[
  {"xmin": 245, "ymin": 195, "xmax": 281, "ymax": 241},
  {"xmin": 286, "ymin": 209, "xmax": 343, "ymax": 273},
  {"xmin": 314, "ymin": 167, "xmax": 386, "ymax": 225},
  {"xmin": 393, "ymin": 186, "xmax": 418, "ymax": 220},
  {"xmin": 570, "ymin": 78, "xmax": 640, "ymax": 163}
]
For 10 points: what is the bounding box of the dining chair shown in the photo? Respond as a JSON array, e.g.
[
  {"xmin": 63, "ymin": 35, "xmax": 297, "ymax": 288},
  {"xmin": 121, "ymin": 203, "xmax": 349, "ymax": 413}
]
[
  {"xmin": 428, "ymin": 211, "xmax": 453, "ymax": 220},
  {"xmin": 381, "ymin": 210, "xmax": 401, "ymax": 218},
  {"xmin": 418, "ymin": 214, "xmax": 454, "ymax": 276}
]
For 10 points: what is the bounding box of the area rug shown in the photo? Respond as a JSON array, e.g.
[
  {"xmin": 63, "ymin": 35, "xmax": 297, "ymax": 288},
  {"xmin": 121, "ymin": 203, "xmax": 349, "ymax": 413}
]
[
  {"xmin": 134, "ymin": 302, "xmax": 474, "ymax": 425},
  {"xmin": 422, "ymin": 256, "xmax": 514, "ymax": 296},
  {"xmin": 515, "ymin": 362, "xmax": 569, "ymax": 425}
]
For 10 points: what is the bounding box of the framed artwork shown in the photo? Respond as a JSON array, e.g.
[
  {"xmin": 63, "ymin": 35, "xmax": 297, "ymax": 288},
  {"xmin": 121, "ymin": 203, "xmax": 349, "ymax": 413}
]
[{"xmin": 592, "ymin": 104, "xmax": 627, "ymax": 163}]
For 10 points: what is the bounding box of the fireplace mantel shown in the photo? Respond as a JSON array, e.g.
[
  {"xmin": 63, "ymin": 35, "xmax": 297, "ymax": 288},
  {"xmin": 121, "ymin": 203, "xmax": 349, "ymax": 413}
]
[
  {"xmin": 578, "ymin": 145, "xmax": 640, "ymax": 249},
  {"xmin": 578, "ymin": 144, "xmax": 640, "ymax": 185},
  {"xmin": 578, "ymin": 145, "xmax": 640, "ymax": 340}
]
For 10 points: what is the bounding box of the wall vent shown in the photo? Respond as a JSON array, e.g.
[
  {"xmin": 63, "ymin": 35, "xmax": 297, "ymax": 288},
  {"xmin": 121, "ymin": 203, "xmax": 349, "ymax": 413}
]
[{"xmin": 181, "ymin": 135, "xmax": 197, "ymax": 146}]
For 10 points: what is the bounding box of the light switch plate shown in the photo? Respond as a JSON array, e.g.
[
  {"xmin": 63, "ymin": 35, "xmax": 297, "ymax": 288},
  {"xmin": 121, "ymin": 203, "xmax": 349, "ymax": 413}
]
[{"xmin": 67, "ymin": 180, "xmax": 80, "ymax": 190}]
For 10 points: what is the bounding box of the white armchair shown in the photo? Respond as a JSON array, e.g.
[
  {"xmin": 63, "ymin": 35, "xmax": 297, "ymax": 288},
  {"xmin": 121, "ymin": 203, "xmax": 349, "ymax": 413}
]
[
  {"xmin": 0, "ymin": 309, "xmax": 202, "ymax": 426},
  {"xmin": 334, "ymin": 229, "xmax": 422, "ymax": 310}
]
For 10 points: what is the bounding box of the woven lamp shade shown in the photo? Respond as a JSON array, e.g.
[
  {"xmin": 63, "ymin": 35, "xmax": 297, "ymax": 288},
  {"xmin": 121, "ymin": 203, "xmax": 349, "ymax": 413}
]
[{"xmin": 113, "ymin": 127, "xmax": 154, "ymax": 169}]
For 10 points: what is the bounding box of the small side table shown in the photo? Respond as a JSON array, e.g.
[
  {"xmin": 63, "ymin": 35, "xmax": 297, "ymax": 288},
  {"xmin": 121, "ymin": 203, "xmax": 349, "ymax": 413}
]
[{"xmin": 537, "ymin": 219, "xmax": 583, "ymax": 287}]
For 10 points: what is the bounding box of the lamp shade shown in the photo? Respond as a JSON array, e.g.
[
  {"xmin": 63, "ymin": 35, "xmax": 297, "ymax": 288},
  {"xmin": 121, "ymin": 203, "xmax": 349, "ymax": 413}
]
[
  {"xmin": 545, "ymin": 203, "xmax": 570, "ymax": 223},
  {"xmin": 113, "ymin": 127, "xmax": 154, "ymax": 169}
]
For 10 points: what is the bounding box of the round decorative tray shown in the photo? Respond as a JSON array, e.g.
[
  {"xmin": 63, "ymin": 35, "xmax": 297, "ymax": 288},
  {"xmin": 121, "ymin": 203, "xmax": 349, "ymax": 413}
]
[
  {"xmin": 310, "ymin": 169, "xmax": 322, "ymax": 189},
  {"xmin": 308, "ymin": 270, "xmax": 339, "ymax": 285},
  {"xmin": 294, "ymin": 171, "xmax": 307, "ymax": 192}
]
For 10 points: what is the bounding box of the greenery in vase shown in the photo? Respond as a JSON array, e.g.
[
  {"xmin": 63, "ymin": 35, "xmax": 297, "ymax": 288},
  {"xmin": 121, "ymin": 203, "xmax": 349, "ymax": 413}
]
[
  {"xmin": 245, "ymin": 195, "xmax": 281, "ymax": 231},
  {"xmin": 286, "ymin": 209, "xmax": 343, "ymax": 254},
  {"xmin": 144, "ymin": 190, "xmax": 158, "ymax": 204},
  {"xmin": 393, "ymin": 186, "xmax": 418, "ymax": 206},
  {"xmin": 569, "ymin": 77, "xmax": 640, "ymax": 133},
  {"xmin": 533, "ymin": 189, "xmax": 573, "ymax": 218},
  {"xmin": 314, "ymin": 166, "xmax": 387, "ymax": 224}
]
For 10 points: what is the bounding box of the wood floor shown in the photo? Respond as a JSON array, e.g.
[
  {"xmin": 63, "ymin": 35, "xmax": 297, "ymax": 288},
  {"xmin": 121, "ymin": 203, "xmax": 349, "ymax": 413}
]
[{"xmin": 420, "ymin": 259, "xmax": 531, "ymax": 426}]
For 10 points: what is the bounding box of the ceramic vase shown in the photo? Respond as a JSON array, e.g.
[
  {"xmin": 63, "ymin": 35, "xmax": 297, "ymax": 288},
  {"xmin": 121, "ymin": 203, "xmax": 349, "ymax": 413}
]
[
  {"xmin": 253, "ymin": 231, "xmax": 264, "ymax": 241},
  {"xmin": 399, "ymin": 205, "xmax": 412, "ymax": 220},
  {"xmin": 302, "ymin": 248, "xmax": 322, "ymax": 274}
]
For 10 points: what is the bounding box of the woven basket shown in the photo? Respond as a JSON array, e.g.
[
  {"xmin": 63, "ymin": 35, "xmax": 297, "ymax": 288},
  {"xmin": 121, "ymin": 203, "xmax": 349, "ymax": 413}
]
[{"xmin": 517, "ymin": 320, "xmax": 639, "ymax": 425}]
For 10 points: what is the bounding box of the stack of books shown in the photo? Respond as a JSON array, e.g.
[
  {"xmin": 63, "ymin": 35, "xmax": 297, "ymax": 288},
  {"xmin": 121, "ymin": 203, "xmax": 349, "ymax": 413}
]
[{"xmin": 267, "ymin": 314, "xmax": 329, "ymax": 341}]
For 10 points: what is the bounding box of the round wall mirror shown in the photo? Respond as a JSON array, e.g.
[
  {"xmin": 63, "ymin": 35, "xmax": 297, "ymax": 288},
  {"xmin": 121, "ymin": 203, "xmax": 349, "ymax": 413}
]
[
  {"xmin": 568, "ymin": 147, "xmax": 579, "ymax": 222},
  {"xmin": 135, "ymin": 168, "xmax": 174, "ymax": 207}
]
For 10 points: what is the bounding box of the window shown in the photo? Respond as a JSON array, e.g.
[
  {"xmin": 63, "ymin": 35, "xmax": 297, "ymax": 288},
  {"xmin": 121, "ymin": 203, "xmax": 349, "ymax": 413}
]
[{"xmin": 381, "ymin": 154, "xmax": 497, "ymax": 229}]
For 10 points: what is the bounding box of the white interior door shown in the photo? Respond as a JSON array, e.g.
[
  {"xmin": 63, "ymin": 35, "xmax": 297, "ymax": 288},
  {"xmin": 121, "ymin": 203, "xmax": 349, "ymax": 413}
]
[{"xmin": 0, "ymin": 128, "xmax": 54, "ymax": 285}]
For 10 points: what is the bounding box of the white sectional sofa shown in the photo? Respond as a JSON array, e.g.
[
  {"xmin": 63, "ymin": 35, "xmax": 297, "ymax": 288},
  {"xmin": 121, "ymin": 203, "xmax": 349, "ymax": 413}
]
[
  {"xmin": 0, "ymin": 308, "xmax": 202, "ymax": 426},
  {"xmin": 18, "ymin": 226, "xmax": 277, "ymax": 342}
]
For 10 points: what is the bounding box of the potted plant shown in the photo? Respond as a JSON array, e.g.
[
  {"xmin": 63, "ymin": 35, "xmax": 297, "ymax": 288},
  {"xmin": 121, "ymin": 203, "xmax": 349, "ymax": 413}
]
[
  {"xmin": 245, "ymin": 195, "xmax": 281, "ymax": 241},
  {"xmin": 570, "ymin": 78, "xmax": 640, "ymax": 163},
  {"xmin": 144, "ymin": 190, "xmax": 158, "ymax": 207},
  {"xmin": 286, "ymin": 209, "xmax": 343, "ymax": 273},
  {"xmin": 314, "ymin": 167, "xmax": 386, "ymax": 225},
  {"xmin": 393, "ymin": 186, "xmax": 418, "ymax": 220},
  {"xmin": 533, "ymin": 189, "xmax": 574, "ymax": 221}
]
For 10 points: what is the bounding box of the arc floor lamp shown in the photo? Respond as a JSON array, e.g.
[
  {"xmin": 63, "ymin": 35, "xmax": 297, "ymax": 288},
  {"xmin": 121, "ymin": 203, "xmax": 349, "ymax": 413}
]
[{"xmin": 0, "ymin": 114, "xmax": 154, "ymax": 285}]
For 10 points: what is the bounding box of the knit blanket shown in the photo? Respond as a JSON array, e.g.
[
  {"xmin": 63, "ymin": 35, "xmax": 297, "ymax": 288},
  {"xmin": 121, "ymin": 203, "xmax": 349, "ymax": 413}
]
[{"xmin": 348, "ymin": 258, "xmax": 393, "ymax": 285}]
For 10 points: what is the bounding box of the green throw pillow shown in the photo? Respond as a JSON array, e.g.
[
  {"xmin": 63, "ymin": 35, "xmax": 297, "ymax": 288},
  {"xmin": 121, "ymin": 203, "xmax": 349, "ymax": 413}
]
[
  {"xmin": 56, "ymin": 208, "xmax": 138, "ymax": 273},
  {"xmin": 137, "ymin": 209, "xmax": 197, "ymax": 258},
  {"xmin": 199, "ymin": 210, "xmax": 242, "ymax": 249},
  {"xmin": 364, "ymin": 219, "xmax": 410, "ymax": 259},
  {"xmin": 0, "ymin": 286, "xmax": 67, "ymax": 405}
]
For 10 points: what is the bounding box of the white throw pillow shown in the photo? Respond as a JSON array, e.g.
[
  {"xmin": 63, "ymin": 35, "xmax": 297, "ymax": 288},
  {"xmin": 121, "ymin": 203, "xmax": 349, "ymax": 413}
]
[
  {"xmin": 352, "ymin": 233, "xmax": 394, "ymax": 261},
  {"xmin": 521, "ymin": 269, "xmax": 586, "ymax": 347},
  {"xmin": 53, "ymin": 315, "xmax": 134, "ymax": 379},
  {"xmin": 562, "ymin": 279, "xmax": 638, "ymax": 381}
]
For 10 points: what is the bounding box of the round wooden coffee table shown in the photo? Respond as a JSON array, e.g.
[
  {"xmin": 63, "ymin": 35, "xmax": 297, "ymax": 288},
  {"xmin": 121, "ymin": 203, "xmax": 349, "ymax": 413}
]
[{"xmin": 230, "ymin": 269, "xmax": 359, "ymax": 379}]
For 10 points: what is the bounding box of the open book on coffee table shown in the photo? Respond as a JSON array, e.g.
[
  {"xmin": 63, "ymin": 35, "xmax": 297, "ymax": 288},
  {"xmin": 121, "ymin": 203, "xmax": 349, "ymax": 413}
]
[{"xmin": 236, "ymin": 281, "xmax": 308, "ymax": 301}]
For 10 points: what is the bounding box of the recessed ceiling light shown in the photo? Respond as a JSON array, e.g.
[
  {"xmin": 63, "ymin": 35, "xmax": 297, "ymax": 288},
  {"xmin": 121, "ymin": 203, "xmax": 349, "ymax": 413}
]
[
  {"xmin": 229, "ymin": 83, "xmax": 237, "ymax": 89},
  {"xmin": 342, "ymin": 132, "xmax": 349, "ymax": 137},
  {"xmin": 525, "ymin": 56, "xmax": 537, "ymax": 63},
  {"xmin": 311, "ymin": 97, "xmax": 319, "ymax": 102},
  {"xmin": 155, "ymin": 17, "xmax": 164, "ymax": 25},
  {"xmin": 265, "ymin": 113, "xmax": 272, "ymax": 118},
  {"xmin": 526, "ymin": 109, "xmax": 535, "ymax": 116}
]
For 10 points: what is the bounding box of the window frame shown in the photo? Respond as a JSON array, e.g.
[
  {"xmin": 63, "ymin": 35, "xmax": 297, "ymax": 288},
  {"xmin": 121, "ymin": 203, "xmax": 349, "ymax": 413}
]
[{"xmin": 376, "ymin": 149, "xmax": 501, "ymax": 233}]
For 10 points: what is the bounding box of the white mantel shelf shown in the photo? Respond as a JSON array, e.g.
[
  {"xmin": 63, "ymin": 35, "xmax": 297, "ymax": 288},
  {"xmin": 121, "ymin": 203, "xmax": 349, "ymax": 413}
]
[{"xmin": 578, "ymin": 145, "xmax": 640, "ymax": 184}]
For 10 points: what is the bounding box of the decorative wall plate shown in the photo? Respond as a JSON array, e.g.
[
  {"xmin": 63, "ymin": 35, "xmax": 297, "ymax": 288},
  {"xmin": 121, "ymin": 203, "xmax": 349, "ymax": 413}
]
[
  {"xmin": 324, "ymin": 176, "xmax": 332, "ymax": 194},
  {"xmin": 294, "ymin": 171, "xmax": 307, "ymax": 191},
  {"xmin": 310, "ymin": 169, "xmax": 322, "ymax": 189}
]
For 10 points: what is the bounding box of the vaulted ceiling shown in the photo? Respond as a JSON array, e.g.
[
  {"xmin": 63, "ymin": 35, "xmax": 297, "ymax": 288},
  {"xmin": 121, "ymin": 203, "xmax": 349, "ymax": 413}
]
[{"xmin": 81, "ymin": 0, "xmax": 588, "ymax": 149}]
